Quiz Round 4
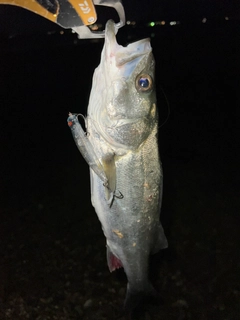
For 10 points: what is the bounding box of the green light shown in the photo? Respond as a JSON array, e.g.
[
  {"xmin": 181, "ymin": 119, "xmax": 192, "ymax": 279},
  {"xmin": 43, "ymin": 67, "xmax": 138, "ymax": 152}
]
[{"xmin": 150, "ymin": 22, "xmax": 155, "ymax": 27}]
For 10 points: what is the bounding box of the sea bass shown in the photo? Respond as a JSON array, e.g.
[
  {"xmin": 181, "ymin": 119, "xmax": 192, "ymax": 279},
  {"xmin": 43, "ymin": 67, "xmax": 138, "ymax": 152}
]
[{"xmin": 68, "ymin": 20, "xmax": 168, "ymax": 311}]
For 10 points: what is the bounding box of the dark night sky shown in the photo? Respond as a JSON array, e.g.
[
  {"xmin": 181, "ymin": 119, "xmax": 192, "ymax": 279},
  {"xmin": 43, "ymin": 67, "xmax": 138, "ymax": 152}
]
[{"xmin": 0, "ymin": 0, "xmax": 238, "ymax": 36}]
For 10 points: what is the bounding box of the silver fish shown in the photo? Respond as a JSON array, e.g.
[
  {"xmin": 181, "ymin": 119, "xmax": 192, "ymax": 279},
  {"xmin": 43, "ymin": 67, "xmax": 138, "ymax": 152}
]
[{"xmin": 68, "ymin": 20, "xmax": 168, "ymax": 311}]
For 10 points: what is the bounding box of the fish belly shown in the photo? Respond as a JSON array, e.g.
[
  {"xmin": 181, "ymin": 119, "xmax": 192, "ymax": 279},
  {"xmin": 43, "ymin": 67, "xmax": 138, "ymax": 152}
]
[{"xmin": 89, "ymin": 125, "xmax": 167, "ymax": 281}]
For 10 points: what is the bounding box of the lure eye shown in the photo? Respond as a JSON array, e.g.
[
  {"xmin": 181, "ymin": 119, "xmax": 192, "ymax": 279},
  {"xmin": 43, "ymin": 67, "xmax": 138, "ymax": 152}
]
[{"xmin": 135, "ymin": 74, "xmax": 153, "ymax": 92}]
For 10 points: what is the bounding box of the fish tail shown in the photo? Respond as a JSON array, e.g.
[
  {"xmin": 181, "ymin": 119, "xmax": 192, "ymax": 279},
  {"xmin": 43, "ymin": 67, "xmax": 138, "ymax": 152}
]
[{"xmin": 124, "ymin": 282, "xmax": 162, "ymax": 313}]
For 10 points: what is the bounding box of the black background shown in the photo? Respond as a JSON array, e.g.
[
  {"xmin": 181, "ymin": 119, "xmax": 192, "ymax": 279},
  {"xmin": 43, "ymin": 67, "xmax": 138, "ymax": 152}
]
[{"xmin": 0, "ymin": 3, "xmax": 239, "ymax": 319}]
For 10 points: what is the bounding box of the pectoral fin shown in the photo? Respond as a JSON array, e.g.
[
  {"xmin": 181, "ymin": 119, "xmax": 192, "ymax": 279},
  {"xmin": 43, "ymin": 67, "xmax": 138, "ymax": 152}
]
[{"xmin": 102, "ymin": 153, "xmax": 116, "ymax": 206}]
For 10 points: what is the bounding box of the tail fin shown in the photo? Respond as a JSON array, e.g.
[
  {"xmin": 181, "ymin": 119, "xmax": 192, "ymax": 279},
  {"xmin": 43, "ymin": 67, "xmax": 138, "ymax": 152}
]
[{"xmin": 124, "ymin": 282, "xmax": 162, "ymax": 313}]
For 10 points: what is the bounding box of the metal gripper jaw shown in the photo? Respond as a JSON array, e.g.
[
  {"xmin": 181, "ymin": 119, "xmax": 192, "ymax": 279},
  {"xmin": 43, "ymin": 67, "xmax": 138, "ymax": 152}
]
[{"xmin": 0, "ymin": 0, "xmax": 125, "ymax": 38}]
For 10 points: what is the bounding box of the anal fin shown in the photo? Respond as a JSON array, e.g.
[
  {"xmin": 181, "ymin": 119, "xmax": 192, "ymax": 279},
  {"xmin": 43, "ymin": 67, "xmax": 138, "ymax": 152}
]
[{"xmin": 106, "ymin": 245, "xmax": 123, "ymax": 272}]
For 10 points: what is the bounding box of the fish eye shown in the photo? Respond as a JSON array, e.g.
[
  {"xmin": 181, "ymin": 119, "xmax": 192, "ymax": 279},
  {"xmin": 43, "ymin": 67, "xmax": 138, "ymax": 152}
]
[{"xmin": 135, "ymin": 74, "xmax": 153, "ymax": 92}]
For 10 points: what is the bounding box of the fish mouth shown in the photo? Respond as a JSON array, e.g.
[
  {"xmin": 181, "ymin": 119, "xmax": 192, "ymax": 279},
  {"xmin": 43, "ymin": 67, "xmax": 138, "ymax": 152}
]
[
  {"xmin": 108, "ymin": 117, "xmax": 141, "ymax": 127},
  {"xmin": 105, "ymin": 20, "xmax": 118, "ymax": 47},
  {"xmin": 104, "ymin": 20, "xmax": 152, "ymax": 66}
]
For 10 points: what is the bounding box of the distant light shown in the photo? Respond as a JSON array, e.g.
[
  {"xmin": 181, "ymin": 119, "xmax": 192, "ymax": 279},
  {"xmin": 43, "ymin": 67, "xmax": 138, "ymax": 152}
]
[
  {"xmin": 160, "ymin": 20, "xmax": 165, "ymax": 25},
  {"xmin": 150, "ymin": 22, "xmax": 155, "ymax": 27},
  {"xmin": 126, "ymin": 21, "xmax": 136, "ymax": 25},
  {"xmin": 60, "ymin": 30, "xmax": 64, "ymax": 34},
  {"xmin": 170, "ymin": 21, "xmax": 176, "ymax": 26},
  {"xmin": 225, "ymin": 16, "xmax": 229, "ymax": 20},
  {"xmin": 202, "ymin": 17, "xmax": 207, "ymax": 23}
]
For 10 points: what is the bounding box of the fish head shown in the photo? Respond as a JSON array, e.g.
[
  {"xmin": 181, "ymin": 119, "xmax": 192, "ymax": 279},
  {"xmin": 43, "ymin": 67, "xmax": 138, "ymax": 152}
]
[{"xmin": 88, "ymin": 20, "xmax": 157, "ymax": 151}]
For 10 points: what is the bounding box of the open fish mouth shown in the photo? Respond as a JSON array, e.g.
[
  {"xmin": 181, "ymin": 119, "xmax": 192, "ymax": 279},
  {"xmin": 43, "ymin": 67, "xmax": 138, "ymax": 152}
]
[
  {"xmin": 104, "ymin": 20, "xmax": 152, "ymax": 66},
  {"xmin": 104, "ymin": 19, "xmax": 118, "ymax": 47}
]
